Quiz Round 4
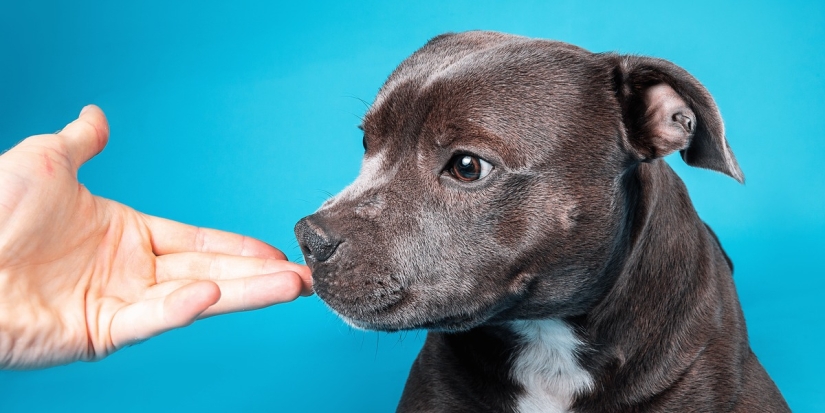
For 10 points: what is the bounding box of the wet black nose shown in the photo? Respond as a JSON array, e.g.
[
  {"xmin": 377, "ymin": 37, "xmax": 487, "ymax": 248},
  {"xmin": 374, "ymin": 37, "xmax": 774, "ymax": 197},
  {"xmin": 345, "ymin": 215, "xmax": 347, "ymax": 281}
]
[{"xmin": 294, "ymin": 216, "xmax": 341, "ymax": 262}]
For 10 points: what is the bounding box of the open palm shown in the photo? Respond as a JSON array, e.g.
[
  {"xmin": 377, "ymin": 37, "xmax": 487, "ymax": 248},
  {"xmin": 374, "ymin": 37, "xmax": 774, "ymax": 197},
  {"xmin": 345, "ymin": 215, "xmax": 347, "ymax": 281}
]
[{"xmin": 0, "ymin": 106, "xmax": 311, "ymax": 369}]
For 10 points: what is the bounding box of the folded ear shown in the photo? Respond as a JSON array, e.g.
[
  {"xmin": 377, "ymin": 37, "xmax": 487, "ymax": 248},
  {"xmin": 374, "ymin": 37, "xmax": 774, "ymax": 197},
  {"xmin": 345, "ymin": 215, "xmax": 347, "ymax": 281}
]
[{"xmin": 613, "ymin": 55, "xmax": 744, "ymax": 183}]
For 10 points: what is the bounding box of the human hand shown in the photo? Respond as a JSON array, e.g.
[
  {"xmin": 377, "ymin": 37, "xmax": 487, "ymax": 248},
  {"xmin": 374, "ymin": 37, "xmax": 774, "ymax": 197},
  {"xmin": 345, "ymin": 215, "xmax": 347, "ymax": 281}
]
[{"xmin": 0, "ymin": 106, "xmax": 312, "ymax": 369}]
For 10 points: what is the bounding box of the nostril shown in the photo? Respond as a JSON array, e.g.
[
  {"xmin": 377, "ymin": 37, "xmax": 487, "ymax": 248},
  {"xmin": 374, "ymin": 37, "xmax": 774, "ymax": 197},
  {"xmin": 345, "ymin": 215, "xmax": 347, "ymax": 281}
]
[
  {"xmin": 298, "ymin": 240, "xmax": 311, "ymax": 257},
  {"xmin": 309, "ymin": 237, "xmax": 341, "ymax": 262},
  {"xmin": 294, "ymin": 217, "xmax": 342, "ymax": 262}
]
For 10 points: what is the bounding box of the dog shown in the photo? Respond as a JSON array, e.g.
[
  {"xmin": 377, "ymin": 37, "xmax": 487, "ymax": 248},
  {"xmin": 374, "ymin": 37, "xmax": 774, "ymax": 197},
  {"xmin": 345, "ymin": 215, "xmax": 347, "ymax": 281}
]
[{"xmin": 295, "ymin": 31, "xmax": 790, "ymax": 412}]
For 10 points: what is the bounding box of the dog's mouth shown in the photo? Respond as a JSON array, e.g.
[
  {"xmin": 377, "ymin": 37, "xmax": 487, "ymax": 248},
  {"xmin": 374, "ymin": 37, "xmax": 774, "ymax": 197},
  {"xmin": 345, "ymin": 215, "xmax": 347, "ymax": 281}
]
[
  {"xmin": 310, "ymin": 265, "xmax": 405, "ymax": 316},
  {"xmin": 311, "ymin": 267, "xmax": 510, "ymax": 332}
]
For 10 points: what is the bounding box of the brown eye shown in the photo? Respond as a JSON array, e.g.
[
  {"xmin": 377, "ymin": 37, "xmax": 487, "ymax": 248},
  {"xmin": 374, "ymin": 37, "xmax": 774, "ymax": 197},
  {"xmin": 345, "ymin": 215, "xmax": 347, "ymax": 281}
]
[{"xmin": 447, "ymin": 154, "xmax": 493, "ymax": 182}]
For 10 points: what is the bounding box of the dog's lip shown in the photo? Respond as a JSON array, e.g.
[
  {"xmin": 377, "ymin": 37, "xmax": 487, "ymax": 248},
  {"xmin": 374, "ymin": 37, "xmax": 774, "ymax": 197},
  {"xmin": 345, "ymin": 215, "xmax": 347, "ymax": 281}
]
[
  {"xmin": 311, "ymin": 266, "xmax": 407, "ymax": 317},
  {"xmin": 316, "ymin": 286, "xmax": 405, "ymax": 316},
  {"xmin": 341, "ymin": 295, "xmax": 507, "ymax": 333},
  {"xmin": 345, "ymin": 312, "xmax": 488, "ymax": 333}
]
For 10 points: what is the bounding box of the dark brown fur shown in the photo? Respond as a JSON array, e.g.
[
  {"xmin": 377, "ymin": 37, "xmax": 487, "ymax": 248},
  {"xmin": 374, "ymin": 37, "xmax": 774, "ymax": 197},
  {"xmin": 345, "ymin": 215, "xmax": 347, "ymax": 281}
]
[{"xmin": 295, "ymin": 31, "xmax": 788, "ymax": 412}]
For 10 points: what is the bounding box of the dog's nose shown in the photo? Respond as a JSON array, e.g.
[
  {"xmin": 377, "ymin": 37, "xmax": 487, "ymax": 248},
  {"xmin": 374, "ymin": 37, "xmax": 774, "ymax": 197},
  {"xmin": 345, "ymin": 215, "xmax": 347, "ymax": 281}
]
[{"xmin": 294, "ymin": 216, "xmax": 342, "ymax": 262}]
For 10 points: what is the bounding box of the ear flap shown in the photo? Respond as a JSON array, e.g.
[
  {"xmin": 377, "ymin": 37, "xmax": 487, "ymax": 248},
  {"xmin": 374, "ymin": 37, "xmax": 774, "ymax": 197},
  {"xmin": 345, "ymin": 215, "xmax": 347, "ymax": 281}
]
[{"xmin": 613, "ymin": 55, "xmax": 744, "ymax": 183}]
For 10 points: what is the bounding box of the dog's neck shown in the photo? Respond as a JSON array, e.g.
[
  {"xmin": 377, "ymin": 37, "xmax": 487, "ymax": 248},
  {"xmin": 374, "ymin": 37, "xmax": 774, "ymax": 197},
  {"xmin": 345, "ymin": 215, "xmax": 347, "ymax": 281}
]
[
  {"xmin": 568, "ymin": 161, "xmax": 748, "ymax": 409},
  {"xmin": 505, "ymin": 161, "xmax": 746, "ymax": 412}
]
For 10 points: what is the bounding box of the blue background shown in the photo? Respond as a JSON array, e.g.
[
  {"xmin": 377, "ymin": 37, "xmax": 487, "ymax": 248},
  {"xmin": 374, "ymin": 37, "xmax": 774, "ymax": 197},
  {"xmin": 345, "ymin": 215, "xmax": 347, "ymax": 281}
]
[{"xmin": 1, "ymin": 1, "xmax": 822, "ymax": 411}]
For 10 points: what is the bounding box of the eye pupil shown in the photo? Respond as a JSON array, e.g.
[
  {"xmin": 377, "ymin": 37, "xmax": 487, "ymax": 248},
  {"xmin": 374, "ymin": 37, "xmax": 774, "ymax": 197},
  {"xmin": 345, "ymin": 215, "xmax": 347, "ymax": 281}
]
[{"xmin": 451, "ymin": 155, "xmax": 481, "ymax": 181}]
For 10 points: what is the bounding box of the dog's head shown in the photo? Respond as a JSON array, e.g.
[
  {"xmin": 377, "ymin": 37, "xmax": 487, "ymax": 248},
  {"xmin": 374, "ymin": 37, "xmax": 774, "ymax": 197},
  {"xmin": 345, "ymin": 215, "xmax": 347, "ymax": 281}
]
[{"xmin": 295, "ymin": 31, "xmax": 742, "ymax": 332}]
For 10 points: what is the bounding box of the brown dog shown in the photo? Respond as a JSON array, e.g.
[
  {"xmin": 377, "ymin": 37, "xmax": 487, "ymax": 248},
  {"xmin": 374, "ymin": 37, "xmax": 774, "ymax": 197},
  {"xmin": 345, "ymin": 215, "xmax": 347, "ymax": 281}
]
[{"xmin": 295, "ymin": 31, "xmax": 789, "ymax": 412}]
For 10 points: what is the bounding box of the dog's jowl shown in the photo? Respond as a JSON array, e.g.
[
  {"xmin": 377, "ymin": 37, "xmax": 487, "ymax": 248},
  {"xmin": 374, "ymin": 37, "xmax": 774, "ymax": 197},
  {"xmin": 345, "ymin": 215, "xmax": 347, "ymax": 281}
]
[{"xmin": 295, "ymin": 31, "xmax": 789, "ymax": 413}]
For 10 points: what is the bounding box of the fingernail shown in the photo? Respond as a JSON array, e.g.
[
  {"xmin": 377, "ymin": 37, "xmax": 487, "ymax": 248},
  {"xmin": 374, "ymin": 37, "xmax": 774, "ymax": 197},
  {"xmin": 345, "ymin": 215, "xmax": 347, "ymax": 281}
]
[{"xmin": 80, "ymin": 105, "xmax": 92, "ymax": 116}]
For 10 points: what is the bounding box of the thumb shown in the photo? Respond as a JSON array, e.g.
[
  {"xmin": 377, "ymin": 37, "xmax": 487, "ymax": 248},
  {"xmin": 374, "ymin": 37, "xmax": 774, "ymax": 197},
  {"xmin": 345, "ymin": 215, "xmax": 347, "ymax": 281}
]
[{"xmin": 57, "ymin": 105, "xmax": 110, "ymax": 169}]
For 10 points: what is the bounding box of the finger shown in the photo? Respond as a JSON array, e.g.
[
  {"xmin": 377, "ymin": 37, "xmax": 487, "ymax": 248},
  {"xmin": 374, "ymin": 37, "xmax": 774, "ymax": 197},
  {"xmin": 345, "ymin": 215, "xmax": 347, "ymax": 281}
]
[
  {"xmin": 57, "ymin": 105, "xmax": 110, "ymax": 169},
  {"xmin": 198, "ymin": 271, "xmax": 304, "ymax": 318},
  {"xmin": 141, "ymin": 273, "xmax": 304, "ymax": 318},
  {"xmin": 156, "ymin": 252, "xmax": 313, "ymax": 296},
  {"xmin": 142, "ymin": 214, "xmax": 287, "ymax": 260},
  {"xmin": 155, "ymin": 252, "xmax": 310, "ymax": 284},
  {"xmin": 110, "ymin": 280, "xmax": 220, "ymax": 349}
]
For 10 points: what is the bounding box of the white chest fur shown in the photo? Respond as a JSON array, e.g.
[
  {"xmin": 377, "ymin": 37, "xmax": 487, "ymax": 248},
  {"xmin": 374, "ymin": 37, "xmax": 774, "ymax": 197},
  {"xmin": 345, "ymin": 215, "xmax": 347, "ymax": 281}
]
[{"xmin": 509, "ymin": 319, "xmax": 594, "ymax": 413}]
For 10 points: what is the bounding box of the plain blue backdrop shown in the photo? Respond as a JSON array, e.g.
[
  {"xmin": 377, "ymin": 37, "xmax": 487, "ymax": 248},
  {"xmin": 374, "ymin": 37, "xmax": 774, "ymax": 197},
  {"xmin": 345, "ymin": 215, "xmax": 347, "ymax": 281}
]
[{"xmin": 1, "ymin": 1, "xmax": 822, "ymax": 411}]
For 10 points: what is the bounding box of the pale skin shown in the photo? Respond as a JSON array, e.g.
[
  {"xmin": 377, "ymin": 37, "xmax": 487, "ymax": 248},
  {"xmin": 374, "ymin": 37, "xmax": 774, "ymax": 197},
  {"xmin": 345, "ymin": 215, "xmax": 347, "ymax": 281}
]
[{"xmin": 0, "ymin": 105, "xmax": 312, "ymax": 369}]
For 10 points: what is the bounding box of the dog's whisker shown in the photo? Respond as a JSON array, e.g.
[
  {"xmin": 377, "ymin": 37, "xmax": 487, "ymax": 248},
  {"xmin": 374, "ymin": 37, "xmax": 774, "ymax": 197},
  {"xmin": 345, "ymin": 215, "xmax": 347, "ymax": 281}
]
[
  {"xmin": 348, "ymin": 112, "xmax": 365, "ymax": 123},
  {"xmin": 342, "ymin": 95, "xmax": 372, "ymax": 110},
  {"xmin": 374, "ymin": 332, "xmax": 383, "ymax": 361}
]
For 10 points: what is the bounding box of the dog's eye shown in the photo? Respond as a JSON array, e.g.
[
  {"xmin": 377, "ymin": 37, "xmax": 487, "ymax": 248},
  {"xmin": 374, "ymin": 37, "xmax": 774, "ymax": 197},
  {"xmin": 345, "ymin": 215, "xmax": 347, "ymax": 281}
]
[{"xmin": 446, "ymin": 154, "xmax": 493, "ymax": 182}]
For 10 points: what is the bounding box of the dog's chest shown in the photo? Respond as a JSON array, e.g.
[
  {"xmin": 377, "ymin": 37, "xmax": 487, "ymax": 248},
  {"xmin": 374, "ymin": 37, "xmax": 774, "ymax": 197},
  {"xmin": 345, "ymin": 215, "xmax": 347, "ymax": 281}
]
[{"xmin": 509, "ymin": 319, "xmax": 593, "ymax": 413}]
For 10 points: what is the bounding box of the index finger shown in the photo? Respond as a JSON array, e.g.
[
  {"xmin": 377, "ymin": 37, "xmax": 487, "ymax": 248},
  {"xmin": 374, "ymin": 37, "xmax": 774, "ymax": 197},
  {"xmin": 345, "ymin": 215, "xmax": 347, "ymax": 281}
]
[{"xmin": 142, "ymin": 213, "xmax": 287, "ymax": 260}]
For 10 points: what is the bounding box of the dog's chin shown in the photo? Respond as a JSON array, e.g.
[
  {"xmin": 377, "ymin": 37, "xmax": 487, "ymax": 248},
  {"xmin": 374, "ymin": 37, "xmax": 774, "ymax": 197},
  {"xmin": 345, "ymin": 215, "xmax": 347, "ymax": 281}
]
[
  {"xmin": 336, "ymin": 313, "xmax": 493, "ymax": 333},
  {"xmin": 323, "ymin": 297, "xmax": 503, "ymax": 333}
]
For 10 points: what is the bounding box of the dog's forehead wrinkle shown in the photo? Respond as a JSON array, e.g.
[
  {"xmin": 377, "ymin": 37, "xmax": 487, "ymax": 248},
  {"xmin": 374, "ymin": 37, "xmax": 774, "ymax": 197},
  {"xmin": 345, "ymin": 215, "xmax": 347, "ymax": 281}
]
[
  {"xmin": 372, "ymin": 33, "xmax": 528, "ymax": 111},
  {"xmin": 434, "ymin": 131, "xmax": 458, "ymax": 149},
  {"xmin": 418, "ymin": 50, "xmax": 493, "ymax": 92},
  {"xmin": 371, "ymin": 38, "xmax": 564, "ymax": 135}
]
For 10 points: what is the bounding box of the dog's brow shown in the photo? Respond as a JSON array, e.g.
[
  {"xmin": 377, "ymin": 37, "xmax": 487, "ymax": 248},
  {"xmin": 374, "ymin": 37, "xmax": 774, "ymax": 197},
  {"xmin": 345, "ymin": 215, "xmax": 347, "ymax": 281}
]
[
  {"xmin": 434, "ymin": 131, "xmax": 457, "ymax": 148},
  {"xmin": 440, "ymin": 122, "xmax": 508, "ymax": 152},
  {"xmin": 436, "ymin": 121, "xmax": 481, "ymax": 148}
]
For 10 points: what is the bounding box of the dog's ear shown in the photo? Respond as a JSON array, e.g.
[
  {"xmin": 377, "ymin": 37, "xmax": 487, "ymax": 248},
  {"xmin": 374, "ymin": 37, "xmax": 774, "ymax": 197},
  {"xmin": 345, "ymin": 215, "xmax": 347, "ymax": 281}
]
[{"xmin": 613, "ymin": 55, "xmax": 744, "ymax": 183}]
